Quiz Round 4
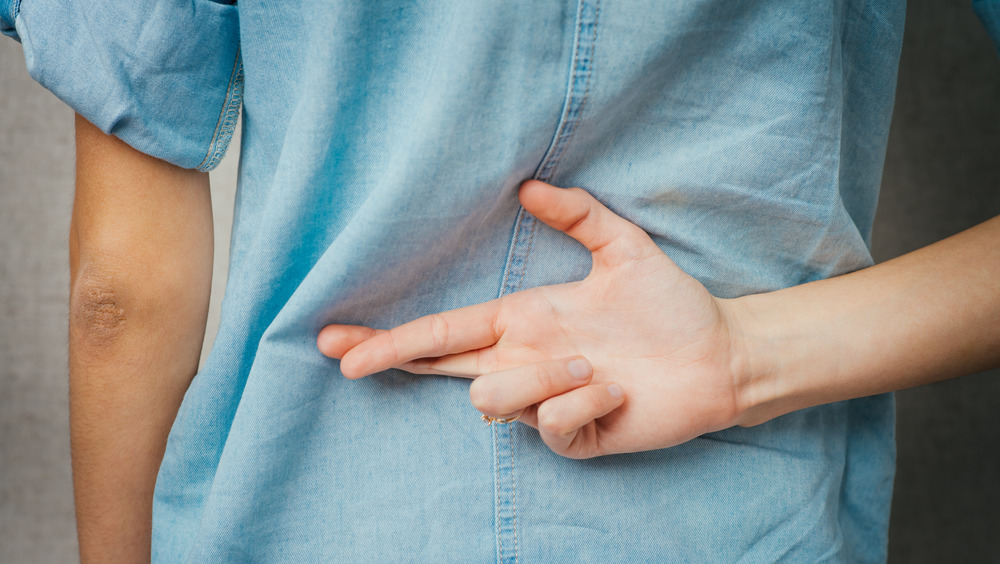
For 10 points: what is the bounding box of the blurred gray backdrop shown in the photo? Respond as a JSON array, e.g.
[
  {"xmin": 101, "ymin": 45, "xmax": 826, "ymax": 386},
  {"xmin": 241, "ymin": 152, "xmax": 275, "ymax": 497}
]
[{"xmin": 1, "ymin": 0, "xmax": 998, "ymax": 562}]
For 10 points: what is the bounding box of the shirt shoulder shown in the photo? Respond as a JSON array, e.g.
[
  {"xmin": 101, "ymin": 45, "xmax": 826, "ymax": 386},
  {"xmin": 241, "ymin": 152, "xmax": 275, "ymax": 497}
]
[{"xmin": 2, "ymin": 0, "xmax": 241, "ymax": 170}]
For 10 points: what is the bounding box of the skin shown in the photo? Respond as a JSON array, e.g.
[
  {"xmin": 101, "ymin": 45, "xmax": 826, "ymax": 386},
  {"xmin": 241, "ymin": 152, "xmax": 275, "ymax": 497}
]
[
  {"xmin": 70, "ymin": 114, "xmax": 213, "ymax": 563},
  {"xmin": 318, "ymin": 180, "xmax": 1000, "ymax": 459}
]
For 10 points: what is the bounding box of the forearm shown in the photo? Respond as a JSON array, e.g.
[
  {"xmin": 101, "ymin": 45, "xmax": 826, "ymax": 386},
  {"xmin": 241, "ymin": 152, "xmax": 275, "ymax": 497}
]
[
  {"xmin": 70, "ymin": 115, "xmax": 213, "ymax": 563},
  {"xmin": 731, "ymin": 215, "xmax": 1000, "ymax": 425},
  {"xmin": 69, "ymin": 280, "xmax": 208, "ymax": 563}
]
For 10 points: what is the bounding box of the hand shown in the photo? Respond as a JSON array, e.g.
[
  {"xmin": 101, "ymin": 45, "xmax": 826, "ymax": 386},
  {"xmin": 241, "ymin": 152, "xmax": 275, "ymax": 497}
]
[{"xmin": 318, "ymin": 180, "xmax": 749, "ymax": 459}]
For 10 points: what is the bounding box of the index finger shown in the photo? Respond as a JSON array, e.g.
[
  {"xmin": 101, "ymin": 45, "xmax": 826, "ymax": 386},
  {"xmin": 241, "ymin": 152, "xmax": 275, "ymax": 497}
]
[{"xmin": 339, "ymin": 299, "xmax": 503, "ymax": 378}]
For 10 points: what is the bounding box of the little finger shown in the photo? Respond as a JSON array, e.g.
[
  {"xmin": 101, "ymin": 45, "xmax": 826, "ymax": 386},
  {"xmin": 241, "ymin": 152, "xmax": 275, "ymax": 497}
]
[{"xmin": 536, "ymin": 383, "xmax": 625, "ymax": 456}]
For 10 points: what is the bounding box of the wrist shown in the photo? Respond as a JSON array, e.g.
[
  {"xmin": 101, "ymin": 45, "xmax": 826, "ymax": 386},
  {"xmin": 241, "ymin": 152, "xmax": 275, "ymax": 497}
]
[
  {"xmin": 718, "ymin": 291, "xmax": 800, "ymax": 428},
  {"xmin": 719, "ymin": 295, "xmax": 765, "ymax": 427}
]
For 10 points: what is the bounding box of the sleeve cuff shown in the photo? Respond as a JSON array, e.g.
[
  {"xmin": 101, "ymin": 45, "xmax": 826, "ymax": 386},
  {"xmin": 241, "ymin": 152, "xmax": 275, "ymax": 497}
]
[
  {"xmin": 1, "ymin": 0, "xmax": 20, "ymax": 40},
  {"xmin": 14, "ymin": 0, "xmax": 241, "ymax": 170},
  {"xmin": 974, "ymin": 0, "xmax": 1000, "ymax": 58}
]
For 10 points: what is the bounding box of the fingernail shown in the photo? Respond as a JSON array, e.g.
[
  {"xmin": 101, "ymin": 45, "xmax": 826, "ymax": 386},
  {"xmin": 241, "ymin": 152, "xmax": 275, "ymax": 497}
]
[
  {"xmin": 567, "ymin": 358, "xmax": 591, "ymax": 380},
  {"xmin": 607, "ymin": 383, "xmax": 624, "ymax": 399}
]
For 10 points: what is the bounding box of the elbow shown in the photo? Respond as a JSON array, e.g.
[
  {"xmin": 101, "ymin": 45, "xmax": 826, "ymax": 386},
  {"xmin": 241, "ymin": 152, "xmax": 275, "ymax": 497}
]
[
  {"xmin": 69, "ymin": 259, "xmax": 210, "ymax": 356},
  {"xmin": 69, "ymin": 272, "xmax": 131, "ymax": 351}
]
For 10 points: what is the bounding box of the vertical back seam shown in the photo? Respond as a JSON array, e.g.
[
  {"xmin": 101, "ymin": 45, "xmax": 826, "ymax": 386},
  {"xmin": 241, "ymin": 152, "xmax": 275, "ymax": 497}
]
[
  {"xmin": 493, "ymin": 424, "xmax": 503, "ymax": 562},
  {"xmin": 491, "ymin": 4, "xmax": 601, "ymax": 562},
  {"xmin": 532, "ymin": 0, "xmax": 601, "ymax": 183},
  {"xmin": 510, "ymin": 427, "xmax": 519, "ymax": 563}
]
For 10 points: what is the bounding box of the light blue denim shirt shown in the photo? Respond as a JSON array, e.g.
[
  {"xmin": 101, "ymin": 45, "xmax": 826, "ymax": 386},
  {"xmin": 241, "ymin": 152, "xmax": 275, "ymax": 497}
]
[{"xmin": 6, "ymin": 1, "xmax": 915, "ymax": 561}]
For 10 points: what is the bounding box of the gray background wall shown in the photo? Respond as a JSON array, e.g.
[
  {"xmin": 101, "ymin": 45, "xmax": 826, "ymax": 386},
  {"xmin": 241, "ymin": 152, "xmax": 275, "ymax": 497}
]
[
  {"xmin": 876, "ymin": 1, "xmax": 1000, "ymax": 561},
  {"xmin": 1, "ymin": 1, "xmax": 998, "ymax": 561}
]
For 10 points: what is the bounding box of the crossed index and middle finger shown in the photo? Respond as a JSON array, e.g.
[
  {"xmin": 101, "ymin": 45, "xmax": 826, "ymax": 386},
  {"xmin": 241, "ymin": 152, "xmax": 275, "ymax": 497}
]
[{"xmin": 319, "ymin": 180, "xmax": 660, "ymax": 380}]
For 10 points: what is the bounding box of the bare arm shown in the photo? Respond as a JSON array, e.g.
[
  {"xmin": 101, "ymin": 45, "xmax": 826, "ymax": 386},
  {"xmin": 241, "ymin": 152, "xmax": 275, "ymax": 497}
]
[
  {"xmin": 70, "ymin": 114, "xmax": 213, "ymax": 562},
  {"xmin": 733, "ymin": 214, "xmax": 1000, "ymax": 425}
]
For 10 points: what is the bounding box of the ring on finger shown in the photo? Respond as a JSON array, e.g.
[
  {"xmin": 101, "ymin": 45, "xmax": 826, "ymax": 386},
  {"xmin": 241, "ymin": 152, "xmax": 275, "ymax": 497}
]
[{"xmin": 481, "ymin": 412, "xmax": 523, "ymax": 425}]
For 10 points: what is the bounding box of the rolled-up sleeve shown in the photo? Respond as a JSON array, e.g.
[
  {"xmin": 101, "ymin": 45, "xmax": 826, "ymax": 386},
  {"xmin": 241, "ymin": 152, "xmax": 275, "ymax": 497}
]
[
  {"xmin": 0, "ymin": 0, "xmax": 18, "ymax": 40},
  {"xmin": 975, "ymin": 0, "xmax": 1000, "ymax": 57},
  {"xmin": 1, "ymin": 0, "xmax": 241, "ymax": 171}
]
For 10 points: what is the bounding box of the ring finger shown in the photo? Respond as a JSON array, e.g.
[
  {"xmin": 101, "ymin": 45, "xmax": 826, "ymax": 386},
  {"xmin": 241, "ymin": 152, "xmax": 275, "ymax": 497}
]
[{"xmin": 469, "ymin": 356, "xmax": 593, "ymax": 420}]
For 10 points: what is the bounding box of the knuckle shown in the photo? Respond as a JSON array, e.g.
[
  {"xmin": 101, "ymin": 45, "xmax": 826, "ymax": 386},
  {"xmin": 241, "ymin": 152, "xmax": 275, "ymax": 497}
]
[
  {"xmin": 382, "ymin": 330, "xmax": 400, "ymax": 361},
  {"xmin": 476, "ymin": 347, "xmax": 500, "ymax": 374},
  {"xmin": 491, "ymin": 300, "xmax": 505, "ymax": 342},
  {"xmin": 536, "ymin": 403, "xmax": 570, "ymax": 437},
  {"xmin": 532, "ymin": 364, "xmax": 557, "ymax": 393},
  {"xmin": 557, "ymin": 442, "xmax": 592, "ymax": 460},
  {"xmin": 468, "ymin": 379, "xmax": 497, "ymax": 412},
  {"xmin": 585, "ymin": 387, "xmax": 607, "ymax": 411},
  {"xmin": 428, "ymin": 313, "xmax": 450, "ymax": 350}
]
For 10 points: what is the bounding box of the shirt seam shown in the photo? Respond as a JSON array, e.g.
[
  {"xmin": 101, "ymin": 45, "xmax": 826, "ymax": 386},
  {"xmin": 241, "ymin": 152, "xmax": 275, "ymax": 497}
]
[
  {"xmin": 531, "ymin": 0, "xmax": 601, "ymax": 184},
  {"xmin": 493, "ymin": 424, "xmax": 502, "ymax": 562},
  {"xmin": 196, "ymin": 49, "xmax": 244, "ymax": 172},
  {"xmin": 509, "ymin": 426, "xmax": 519, "ymax": 563},
  {"xmin": 3, "ymin": 0, "xmax": 21, "ymax": 37},
  {"xmin": 492, "ymin": 4, "xmax": 600, "ymax": 562}
]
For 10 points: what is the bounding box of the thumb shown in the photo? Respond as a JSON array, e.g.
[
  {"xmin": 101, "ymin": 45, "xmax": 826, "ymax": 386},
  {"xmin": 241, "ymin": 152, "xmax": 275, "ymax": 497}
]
[{"xmin": 518, "ymin": 180, "xmax": 658, "ymax": 270}]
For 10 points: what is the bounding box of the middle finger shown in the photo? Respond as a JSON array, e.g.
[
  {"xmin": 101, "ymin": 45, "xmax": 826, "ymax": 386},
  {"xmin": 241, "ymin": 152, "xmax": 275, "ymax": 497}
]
[{"xmin": 469, "ymin": 356, "xmax": 593, "ymax": 419}]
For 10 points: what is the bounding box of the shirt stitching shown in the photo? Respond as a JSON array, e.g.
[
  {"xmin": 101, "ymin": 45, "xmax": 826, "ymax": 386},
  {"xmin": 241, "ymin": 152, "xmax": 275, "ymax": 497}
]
[
  {"xmin": 531, "ymin": 0, "xmax": 601, "ymax": 184},
  {"xmin": 196, "ymin": 49, "xmax": 244, "ymax": 172},
  {"xmin": 513, "ymin": 218, "xmax": 536, "ymax": 293},
  {"xmin": 498, "ymin": 208, "xmax": 529, "ymax": 298},
  {"xmin": 493, "ymin": 424, "xmax": 503, "ymax": 562},
  {"xmin": 545, "ymin": 0, "xmax": 600, "ymax": 181},
  {"xmin": 492, "ymin": 4, "xmax": 600, "ymax": 562},
  {"xmin": 510, "ymin": 426, "xmax": 519, "ymax": 563}
]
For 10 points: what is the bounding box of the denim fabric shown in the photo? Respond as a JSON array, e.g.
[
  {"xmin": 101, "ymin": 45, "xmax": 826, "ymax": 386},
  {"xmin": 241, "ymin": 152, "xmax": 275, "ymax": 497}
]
[
  {"xmin": 5, "ymin": 0, "xmax": 906, "ymax": 561},
  {"xmin": 0, "ymin": 0, "xmax": 18, "ymax": 39},
  {"xmin": 1, "ymin": 0, "xmax": 241, "ymax": 170},
  {"xmin": 975, "ymin": 0, "xmax": 1000, "ymax": 56}
]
